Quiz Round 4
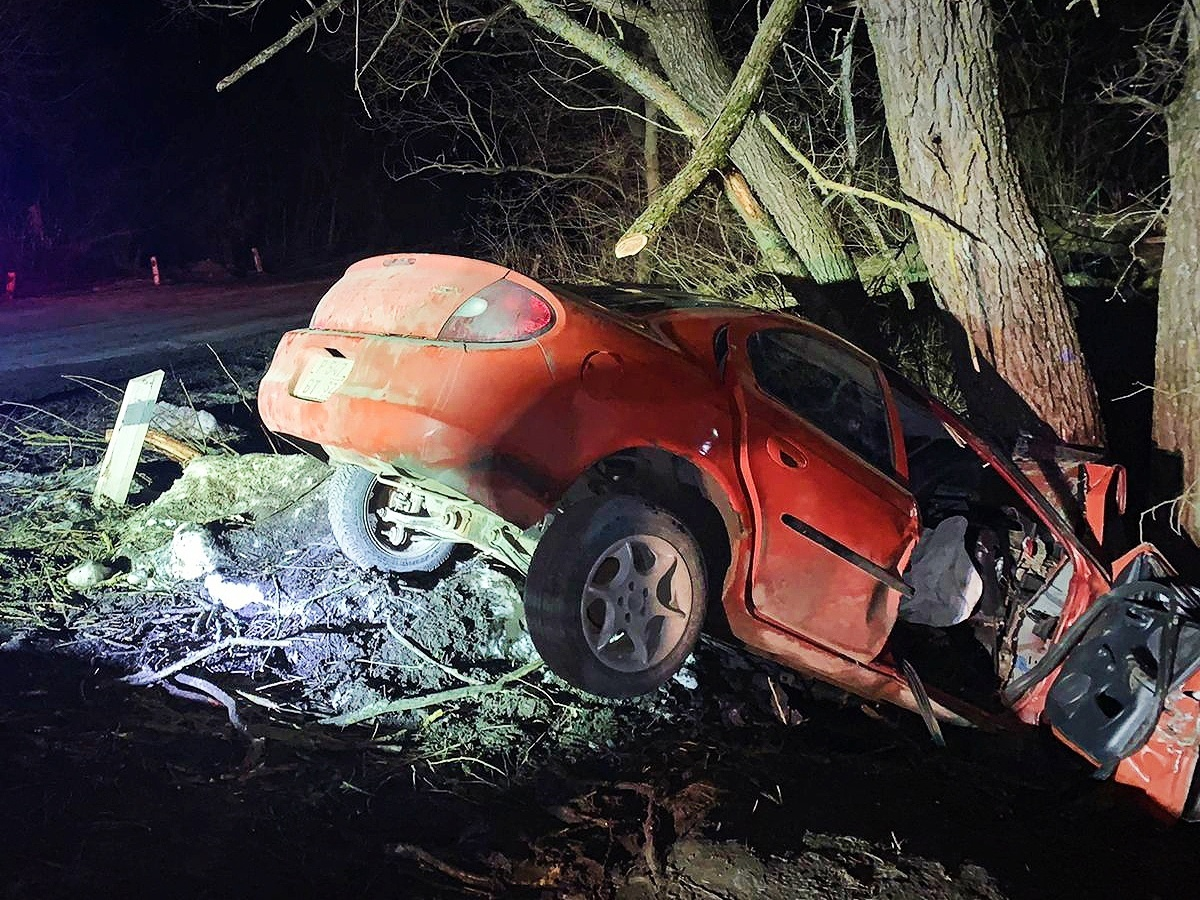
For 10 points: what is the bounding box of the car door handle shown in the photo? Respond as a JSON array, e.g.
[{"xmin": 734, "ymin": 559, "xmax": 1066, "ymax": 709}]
[{"xmin": 766, "ymin": 436, "xmax": 807, "ymax": 469}]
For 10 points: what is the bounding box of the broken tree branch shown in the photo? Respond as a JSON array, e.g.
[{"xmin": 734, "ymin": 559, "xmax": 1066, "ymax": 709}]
[
  {"xmin": 515, "ymin": 0, "xmax": 703, "ymax": 136},
  {"xmin": 320, "ymin": 659, "xmax": 543, "ymax": 726},
  {"xmin": 175, "ymin": 673, "xmax": 247, "ymax": 733},
  {"xmin": 584, "ymin": 0, "xmax": 656, "ymax": 27},
  {"xmin": 123, "ymin": 637, "xmax": 294, "ymax": 686},
  {"xmin": 105, "ymin": 428, "xmax": 203, "ymax": 465},
  {"xmin": 386, "ymin": 621, "xmax": 483, "ymax": 686},
  {"xmin": 758, "ymin": 111, "xmax": 946, "ymax": 234},
  {"xmin": 216, "ymin": 0, "xmax": 346, "ymax": 92},
  {"xmin": 513, "ymin": 0, "xmax": 807, "ymax": 275},
  {"xmin": 390, "ymin": 843, "xmax": 497, "ymax": 892},
  {"xmin": 614, "ymin": 0, "xmax": 802, "ymax": 258}
]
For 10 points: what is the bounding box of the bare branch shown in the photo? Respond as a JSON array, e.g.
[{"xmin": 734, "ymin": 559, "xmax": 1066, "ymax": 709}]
[
  {"xmin": 512, "ymin": 0, "xmax": 807, "ymax": 275},
  {"xmin": 615, "ymin": 0, "xmax": 802, "ymax": 258},
  {"xmin": 759, "ymin": 111, "xmax": 946, "ymax": 233},
  {"xmin": 513, "ymin": 0, "xmax": 706, "ymax": 138},
  {"xmin": 216, "ymin": 0, "xmax": 346, "ymax": 92},
  {"xmin": 400, "ymin": 159, "xmax": 626, "ymax": 194},
  {"xmin": 584, "ymin": 0, "xmax": 656, "ymax": 27}
]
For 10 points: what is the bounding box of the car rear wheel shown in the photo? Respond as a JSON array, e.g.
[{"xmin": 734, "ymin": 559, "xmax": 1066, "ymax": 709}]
[
  {"xmin": 327, "ymin": 465, "xmax": 455, "ymax": 573},
  {"xmin": 525, "ymin": 494, "xmax": 707, "ymax": 698}
]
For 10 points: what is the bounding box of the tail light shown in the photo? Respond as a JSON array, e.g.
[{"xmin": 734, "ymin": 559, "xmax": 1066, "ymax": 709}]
[{"xmin": 437, "ymin": 279, "xmax": 555, "ymax": 343}]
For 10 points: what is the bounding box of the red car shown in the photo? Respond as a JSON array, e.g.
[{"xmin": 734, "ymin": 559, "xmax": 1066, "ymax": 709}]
[{"xmin": 259, "ymin": 253, "xmax": 1200, "ymax": 820}]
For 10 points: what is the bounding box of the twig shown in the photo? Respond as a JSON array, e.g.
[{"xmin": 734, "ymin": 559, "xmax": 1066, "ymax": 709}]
[
  {"xmin": 321, "ymin": 660, "xmax": 543, "ymax": 726},
  {"xmin": 759, "ymin": 112, "xmax": 949, "ymax": 235},
  {"xmin": 206, "ymin": 343, "xmax": 278, "ymax": 452},
  {"xmin": 389, "ymin": 843, "xmax": 497, "ymax": 893},
  {"xmin": 386, "ymin": 621, "xmax": 482, "ymax": 686},
  {"xmin": 123, "ymin": 637, "xmax": 294, "ymax": 686},
  {"xmin": 175, "ymin": 673, "xmax": 246, "ymax": 733}
]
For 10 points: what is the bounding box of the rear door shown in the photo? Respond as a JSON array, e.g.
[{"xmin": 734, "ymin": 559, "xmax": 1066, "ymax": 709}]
[{"xmin": 727, "ymin": 323, "xmax": 919, "ymax": 662}]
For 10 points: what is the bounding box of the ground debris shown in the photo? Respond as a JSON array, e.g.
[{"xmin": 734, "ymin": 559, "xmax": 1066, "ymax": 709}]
[{"xmin": 660, "ymin": 834, "xmax": 1005, "ymax": 900}]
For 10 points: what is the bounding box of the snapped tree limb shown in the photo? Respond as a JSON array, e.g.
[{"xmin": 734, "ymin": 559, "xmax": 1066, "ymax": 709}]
[
  {"xmin": 513, "ymin": 0, "xmax": 808, "ymax": 275},
  {"xmin": 320, "ymin": 659, "xmax": 544, "ymax": 727},
  {"xmin": 217, "ymin": 0, "xmax": 346, "ymax": 92},
  {"xmin": 614, "ymin": 0, "xmax": 802, "ymax": 258},
  {"xmin": 758, "ymin": 112, "xmax": 946, "ymax": 233}
]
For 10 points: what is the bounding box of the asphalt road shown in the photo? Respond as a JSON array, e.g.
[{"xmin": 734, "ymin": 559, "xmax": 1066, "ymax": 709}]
[{"xmin": 0, "ymin": 277, "xmax": 331, "ymax": 402}]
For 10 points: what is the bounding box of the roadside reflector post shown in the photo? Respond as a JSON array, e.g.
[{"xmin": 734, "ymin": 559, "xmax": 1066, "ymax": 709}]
[
  {"xmin": 5, "ymin": 271, "xmax": 14, "ymax": 299},
  {"xmin": 94, "ymin": 369, "xmax": 166, "ymax": 506},
  {"xmin": 150, "ymin": 256, "xmax": 161, "ymax": 286},
  {"xmin": 251, "ymin": 247, "xmax": 263, "ymax": 273}
]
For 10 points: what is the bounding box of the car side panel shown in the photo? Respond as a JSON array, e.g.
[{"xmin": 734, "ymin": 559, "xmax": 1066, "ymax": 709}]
[
  {"xmin": 259, "ymin": 328, "xmax": 561, "ymax": 526},
  {"xmin": 1113, "ymin": 668, "xmax": 1200, "ymax": 820},
  {"xmin": 726, "ymin": 322, "xmax": 918, "ymax": 663},
  {"xmin": 260, "ymin": 301, "xmax": 747, "ymax": 532}
]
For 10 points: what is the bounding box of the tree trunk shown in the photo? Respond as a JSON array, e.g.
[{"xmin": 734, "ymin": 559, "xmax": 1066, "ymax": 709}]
[
  {"xmin": 861, "ymin": 0, "xmax": 1104, "ymax": 446},
  {"xmin": 636, "ymin": 97, "xmax": 660, "ymax": 281},
  {"xmin": 644, "ymin": 0, "xmax": 857, "ymax": 285},
  {"xmin": 1153, "ymin": 4, "xmax": 1200, "ymax": 542}
]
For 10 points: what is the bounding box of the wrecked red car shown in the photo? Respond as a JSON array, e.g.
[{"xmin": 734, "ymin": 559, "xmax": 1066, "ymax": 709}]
[{"xmin": 259, "ymin": 253, "xmax": 1200, "ymax": 820}]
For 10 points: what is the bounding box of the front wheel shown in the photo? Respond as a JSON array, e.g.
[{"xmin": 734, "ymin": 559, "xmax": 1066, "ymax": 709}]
[
  {"xmin": 525, "ymin": 494, "xmax": 707, "ymax": 698},
  {"xmin": 327, "ymin": 465, "xmax": 456, "ymax": 573}
]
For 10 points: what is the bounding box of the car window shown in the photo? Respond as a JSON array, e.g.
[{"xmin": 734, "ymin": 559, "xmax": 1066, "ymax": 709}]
[{"xmin": 747, "ymin": 329, "xmax": 894, "ymax": 475}]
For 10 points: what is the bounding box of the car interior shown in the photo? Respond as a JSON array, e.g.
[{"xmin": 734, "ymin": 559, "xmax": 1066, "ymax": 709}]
[{"xmin": 886, "ymin": 379, "xmax": 1079, "ymax": 708}]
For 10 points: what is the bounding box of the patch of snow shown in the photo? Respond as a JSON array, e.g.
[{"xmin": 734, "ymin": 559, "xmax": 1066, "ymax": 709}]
[
  {"xmin": 672, "ymin": 665, "xmax": 699, "ymax": 691},
  {"xmin": 204, "ymin": 573, "xmax": 266, "ymax": 612},
  {"xmin": 170, "ymin": 523, "xmax": 220, "ymax": 580},
  {"xmin": 66, "ymin": 560, "xmax": 114, "ymax": 590},
  {"xmin": 151, "ymin": 401, "xmax": 223, "ymax": 444}
]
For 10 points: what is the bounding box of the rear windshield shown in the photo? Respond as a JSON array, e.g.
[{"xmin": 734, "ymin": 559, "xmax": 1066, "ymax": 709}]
[{"xmin": 550, "ymin": 284, "xmax": 738, "ymax": 315}]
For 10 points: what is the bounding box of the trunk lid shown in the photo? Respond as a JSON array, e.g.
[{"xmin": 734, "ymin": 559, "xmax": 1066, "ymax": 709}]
[{"xmin": 309, "ymin": 254, "xmax": 511, "ymax": 338}]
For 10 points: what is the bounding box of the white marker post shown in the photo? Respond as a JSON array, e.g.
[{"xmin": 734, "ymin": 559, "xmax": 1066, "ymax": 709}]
[
  {"xmin": 94, "ymin": 370, "xmax": 165, "ymax": 506},
  {"xmin": 150, "ymin": 256, "xmax": 161, "ymax": 286},
  {"xmin": 251, "ymin": 247, "xmax": 263, "ymax": 274}
]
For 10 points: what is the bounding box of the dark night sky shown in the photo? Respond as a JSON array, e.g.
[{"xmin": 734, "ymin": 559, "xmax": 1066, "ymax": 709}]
[{"xmin": 0, "ymin": 0, "xmax": 460, "ymax": 284}]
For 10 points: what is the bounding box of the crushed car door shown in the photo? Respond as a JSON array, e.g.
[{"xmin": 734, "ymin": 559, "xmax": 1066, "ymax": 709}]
[
  {"xmin": 1019, "ymin": 549, "xmax": 1200, "ymax": 820},
  {"xmin": 726, "ymin": 324, "xmax": 919, "ymax": 662}
]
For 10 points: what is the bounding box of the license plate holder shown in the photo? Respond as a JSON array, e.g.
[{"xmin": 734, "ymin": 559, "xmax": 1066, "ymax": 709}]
[{"xmin": 291, "ymin": 355, "xmax": 353, "ymax": 401}]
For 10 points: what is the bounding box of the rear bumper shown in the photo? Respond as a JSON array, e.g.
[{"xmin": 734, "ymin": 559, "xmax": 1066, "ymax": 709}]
[{"xmin": 258, "ymin": 328, "xmax": 559, "ymax": 527}]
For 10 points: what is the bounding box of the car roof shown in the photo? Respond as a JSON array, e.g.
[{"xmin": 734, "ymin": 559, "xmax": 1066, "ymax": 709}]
[{"xmin": 549, "ymin": 282, "xmax": 882, "ymax": 367}]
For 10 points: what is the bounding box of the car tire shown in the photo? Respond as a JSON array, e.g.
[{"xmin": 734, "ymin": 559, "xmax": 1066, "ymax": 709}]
[
  {"xmin": 327, "ymin": 465, "xmax": 456, "ymax": 573},
  {"xmin": 525, "ymin": 494, "xmax": 708, "ymax": 698}
]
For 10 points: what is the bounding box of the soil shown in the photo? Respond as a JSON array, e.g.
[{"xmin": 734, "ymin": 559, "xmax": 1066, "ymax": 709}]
[{"xmin": 2, "ymin": 284, "xmax": 1197, "ymax": 899}]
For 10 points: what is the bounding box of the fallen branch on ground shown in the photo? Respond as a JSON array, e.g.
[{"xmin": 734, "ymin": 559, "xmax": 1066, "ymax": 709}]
[
  {"xmin": 390, "ymin": 843, "xmax": 497, "ymax": 893},
  {"xmin": 123, "ymin": 637, "xmax": 294, "ymax": 686},
  {"xmin": 321, "ymin": 659, "xmax": 543, "ymax": 727},
  {"xmin": 175, "ymin": 673, "xmax": 246, "ymax": 733},
  {"xmin": 104, "ymin": 428, "xmax": 203, "ymax": 465},
  {"xmin": 386, "ymin": 621, "xmax": 482, "ymax": 686}
]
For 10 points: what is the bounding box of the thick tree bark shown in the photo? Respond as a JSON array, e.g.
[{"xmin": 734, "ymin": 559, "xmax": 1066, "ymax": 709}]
[
  {"xmin": 636, "ymin": 97, "xmax": 660, "ymax": 281},
  {"xmin": 1154, "ymin": 5, "xmax": 1200, "ymax": 542},
  {"xmin": 642, "ymin": 0, "xmax": 857, "ymax": 284},
  {"xmin": 862, "ymin": 0, "xmax": 1104, "ymax": 446}
]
